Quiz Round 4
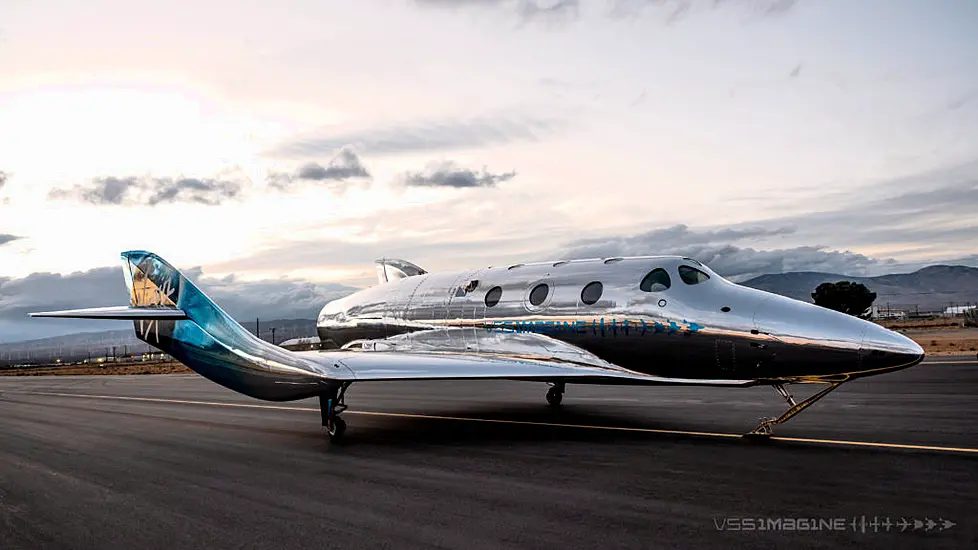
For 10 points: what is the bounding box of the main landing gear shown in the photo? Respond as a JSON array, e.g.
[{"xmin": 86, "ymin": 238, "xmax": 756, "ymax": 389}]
[
  {"xmin": 546, "ymin": 382, "xmax": 565, "ymax": 407},
  {"xmin": 745, "ymin": 381, "xmax": 845, "ymax": 437},
  {"xmin": 320, "ymin": 382, "xmax": 351, "ymax": 442}
]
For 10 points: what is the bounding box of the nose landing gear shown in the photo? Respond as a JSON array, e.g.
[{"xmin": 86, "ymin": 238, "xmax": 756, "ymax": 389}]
[
  {"xmin": 746, "ymin": 381, "xmax": 845, "ymax": 437},
  {"xmin": 546, "ymin": 382, "xmax": 565, "ymax": 407}
]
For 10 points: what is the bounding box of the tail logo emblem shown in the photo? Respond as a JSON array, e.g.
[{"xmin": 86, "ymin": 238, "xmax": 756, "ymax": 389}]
[
  {"xmin": 130, "ymin": 263, "xmax": 179, "ymax": 344},
  {"xmin": 139, "ymin": 319, "xmax": 160, "ymax": 343}
]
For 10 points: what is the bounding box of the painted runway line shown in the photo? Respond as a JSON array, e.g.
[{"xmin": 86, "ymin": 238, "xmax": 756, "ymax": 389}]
[{"xmin": 21, "ymin": 391, "xmax": 978, "ymax": 455}]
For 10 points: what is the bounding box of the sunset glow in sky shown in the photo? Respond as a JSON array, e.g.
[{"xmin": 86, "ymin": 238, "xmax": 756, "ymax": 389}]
[{"xmin": 1, "ymin": 0, "xmax": 977, "ymax": 340}]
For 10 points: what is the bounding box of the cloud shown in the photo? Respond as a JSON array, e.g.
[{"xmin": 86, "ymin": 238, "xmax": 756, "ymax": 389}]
[
  {"xmin": 417, "ymin": 0, "xmax": 800, "ymax": 23},
  {"xmin": 517, "ymin": 0, "xmax": 580, "ymax": 23},
  {"xmin": 207, "ymin": 229, "xmax": 542, "ymax": 285},
  {"xmin": 147, "ymin": 178, "xmax": 242, "ymax": 206},
  {"xmin": 667, "ymin": 245, "xmax": 891, "ymax": 282},
  {"xmin": 402, "ymin": 161, "xmax": 516, "ymax": 188},
  {"xmin": 0, "ymin": 171, "xmax": 7, "ymax": 190},
  {"xmin": 564, "ymin": 224, "xmax": 795, "ymax": 253},
  {"xmin": 789, "ymin": 64, "xmax": 802, "ymax": 78},
  {"xmin": 754, "ymin": 160, "xmax": 978, "ymax": 252},
  {"xmin": 555, "ymin": 161, "xmax": 978, "ymax": 280},
  {"xmin": 271, "ymin": 114, "xmax": 559, "ymax": 158},
  {"xmin": 50, "ymin": 176, "xmax": 244, "ymax": 206},
  {"xmin": 761, "ymin": 0, "xmax": 800, "ymax": 16},
  {"xmin": 558, "ymin": 224, "xmax": 902, "ymax": 281},
  {"xmin": 414, "ymin": 0, "xmax": 509, "ymax": 5},
  {"xmin": 297, "ymin": 148, "xmax": 370, "ymax": 180},
  {"xmin": 414, "ymin": 0, "xmax": 581, "ymax": 23},
  {"xmin": 268, "ymin": 147, "xmax": 371, "ymax": 190},
  {"xmin": 630, "ymin": 90, "xmax": 648, "ymax": 107},
  {"xmin": 610, "ymin": 0, "xmax": 803, "ymax": 22},
  {"xmin": 50, "ymin": 151, "xmax": 372, "ymax": 204},
  {"xmin": 0, "ymin": 234, "xmax": 21, "ymax": 246},
  {"xmin": 0, "ymin": 265, "xmax": 358, "ymax": 343},
  {"xmin": 947, "ymin": 89, "xmax": 978, "ymax": 111}
]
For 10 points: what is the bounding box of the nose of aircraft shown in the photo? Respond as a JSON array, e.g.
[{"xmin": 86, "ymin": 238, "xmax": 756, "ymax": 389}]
[
  {"xmin": 748, "ymin": 288, "xmax": 925, "ymax": 378},
  {"xmin": 859, "ymin": 323, "xmax": 926, "ymax": 372}
]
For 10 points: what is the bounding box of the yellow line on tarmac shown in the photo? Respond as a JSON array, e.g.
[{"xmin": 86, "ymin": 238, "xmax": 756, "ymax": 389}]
[{"xmin": 25, "ymin": 391, "xmax": 978, "ymax": 454}]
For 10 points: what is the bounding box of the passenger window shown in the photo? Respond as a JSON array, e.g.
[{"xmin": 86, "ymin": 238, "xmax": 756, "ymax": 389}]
[
  {"xmin": 485, "ymin": 286, "xmax": 503, "ymax": 307},
  {"xmin": 580, "ymin": 281, "xmax": 603, "ymax": 305},
  {"xmin": 640, "ymin": 268, "xmax": 671, "ymax": 292},
  {"xmin": 529, "ymin": 283, "xmax": 550, "ymax": 306},
  {"xmin": 679, "ymin": 265, "xmax": 710, "ymax": 285}
]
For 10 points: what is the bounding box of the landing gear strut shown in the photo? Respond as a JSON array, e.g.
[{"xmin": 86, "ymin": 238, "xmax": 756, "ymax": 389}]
[
  {"xmin": 320, "ymin": 382, "xmax": 351, "ymax": 442},
  {"xmin": 746, "ymin": 381, "xmax": 845, "ymax": 437},
  {"xmin": 546, "ymin": 382, "xmax": 565, "ymax": 407}
]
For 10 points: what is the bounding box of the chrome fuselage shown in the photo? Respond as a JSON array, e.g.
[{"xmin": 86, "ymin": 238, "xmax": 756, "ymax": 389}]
[{"xmin": 317, "ymin": 256, "xmax": 924, "ymax": 384}]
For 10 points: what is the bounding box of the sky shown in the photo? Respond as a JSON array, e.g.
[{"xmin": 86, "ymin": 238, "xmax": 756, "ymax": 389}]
[{"xmin": 1, "ymin": 0, "xmax": 977, "ymax": 342}]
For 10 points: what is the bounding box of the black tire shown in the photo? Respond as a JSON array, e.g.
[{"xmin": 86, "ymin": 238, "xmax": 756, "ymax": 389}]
[
  {"xmin": 546, "ymin": 388, "xmax": 563, "ymax": 407},
  {"xmin": 327, "ymin": 416, "xmax": 347, "ymax": 441}
]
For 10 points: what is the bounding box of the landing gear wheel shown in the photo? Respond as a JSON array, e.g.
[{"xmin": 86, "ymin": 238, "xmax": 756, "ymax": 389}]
[
  {"xmin": 326, "ymin": 416, "xmax": 346, "ymax": 441},
  {"xmin": 744, "ymin": 418, "xmax": 775, "ymax": 439},
  {"xmin": 320, "ymin": 383, "xmax": 351, "ymax": 442},
  {"xmin": 546, "ymin": 386, "xmax": 563, "ymax": 407}
]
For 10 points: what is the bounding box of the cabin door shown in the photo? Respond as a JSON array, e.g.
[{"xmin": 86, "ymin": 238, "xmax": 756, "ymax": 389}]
[{"xmin": 445, "ymin": 268, "xmax": 487, "ymax": 351}]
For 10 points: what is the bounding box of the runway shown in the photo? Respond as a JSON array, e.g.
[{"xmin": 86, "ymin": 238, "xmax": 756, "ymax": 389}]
[{"xmin": 0, "ymin": 359, "xmax": 975, "ymax": 549}]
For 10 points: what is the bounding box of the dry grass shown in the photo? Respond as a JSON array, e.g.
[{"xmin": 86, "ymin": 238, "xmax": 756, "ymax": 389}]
[
  {"xmin": 0, "ymin": 361, "xmax": 192, "ymax": 376},
  {"xmin": 900, "ymin": 327, "xmax": 978, "ymax": 356},
  {"xmin": 878, "ymin": 318, "xmax": 964, "ymax": 330}
]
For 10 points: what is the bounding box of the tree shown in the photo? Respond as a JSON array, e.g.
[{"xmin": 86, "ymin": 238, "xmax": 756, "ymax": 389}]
[
  {"xmin": 964, "ymin": 308, "xmax": 978, "ymax": 328},
  {"xmin": 811, "ymin": 281, "xmax": 877, "ymax": 319}
]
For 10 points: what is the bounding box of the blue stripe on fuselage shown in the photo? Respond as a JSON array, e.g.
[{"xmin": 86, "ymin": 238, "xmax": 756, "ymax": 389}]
[{"xmin": 484, "ymin": 317, "xmax": 704, "ymax": 336}]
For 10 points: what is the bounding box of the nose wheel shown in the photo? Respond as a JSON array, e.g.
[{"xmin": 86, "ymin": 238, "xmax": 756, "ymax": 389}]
[
  {"xmin": 546, "ymin": 382, "xmax": 565, "ymax": 407},
  {"xmin": 745, "ymin": 381, "xmax": 844, "ymax": 437}
]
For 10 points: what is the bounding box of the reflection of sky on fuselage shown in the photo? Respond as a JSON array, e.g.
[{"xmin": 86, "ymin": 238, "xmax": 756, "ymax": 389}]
[{"xmin": 1, "ymin": 1, "xmax": 977, "ymax": 285}]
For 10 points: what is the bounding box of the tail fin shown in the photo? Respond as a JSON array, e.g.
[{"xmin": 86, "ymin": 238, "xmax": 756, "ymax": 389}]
[
  {"xmin": 120, "ymin": 250, "xmax": 251, "ymax": 348},
  {"xmin": 27, "ymin": 250, "xmax": 190, "ymax": 323},
  {"xmin": 31, "ymin": 251, "xmax": 329, "ymax": 400}
]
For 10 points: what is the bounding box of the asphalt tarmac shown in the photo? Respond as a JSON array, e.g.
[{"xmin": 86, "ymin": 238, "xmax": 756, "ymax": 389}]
[{"xmin": 0, "ymin": 358, "xmax": 975, "ymax": 549}]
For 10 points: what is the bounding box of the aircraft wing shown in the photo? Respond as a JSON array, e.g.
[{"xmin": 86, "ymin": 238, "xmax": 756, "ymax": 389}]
[{"xmin": 296, "ymin": 329, "xmax": 755, "ymax": 387}]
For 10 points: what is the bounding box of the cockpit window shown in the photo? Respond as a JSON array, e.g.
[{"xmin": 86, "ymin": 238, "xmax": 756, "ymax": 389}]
[
  {"xmin": 640, "ymin": 268, "xmax": 671, "ymax": 292},
  {"xmin": 678, "ymin": 265, "xmax": 710, "ymax": 285}
]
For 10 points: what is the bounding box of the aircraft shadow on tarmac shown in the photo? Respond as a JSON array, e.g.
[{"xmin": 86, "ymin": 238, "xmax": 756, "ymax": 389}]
[{"xmin": 293, "ymin": 404, "xmax": 856, "ymax": 452}]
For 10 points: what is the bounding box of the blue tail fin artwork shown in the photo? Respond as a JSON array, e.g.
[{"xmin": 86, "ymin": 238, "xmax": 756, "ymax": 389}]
[
  {"xmin": 120, "ymin": 251, "xmax": 332, "ymax": 400},
  {"xmin": 32, "ymin": 251, "xmax": 332, "ymax": 401}
]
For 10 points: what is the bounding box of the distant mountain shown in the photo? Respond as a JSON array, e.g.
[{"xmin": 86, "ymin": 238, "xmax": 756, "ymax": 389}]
[
  {"xmin": 741, "ymin": 265, "xmax": 978, "ymax": 312},
  {"xmin": 0, "ymin": 318, "xmax": 317, "ymax": 366}
]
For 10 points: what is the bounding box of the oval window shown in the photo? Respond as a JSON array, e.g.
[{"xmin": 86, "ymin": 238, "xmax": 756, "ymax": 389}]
[
  {"xmin": 485, "ymin": 286, "xmax": 503, "ymax": 307},
  {"xmin": 679, "ymin": 265, "xmax": 710, "ymax": 285},
  {"xmin": 529, "ymin": 283, "xmax": 550, "ymax": 306},
  {"xmin": 640, "ymin": 268, "xmax": 671, "ymax": 292},
  {"xmin": 580, "ymin": 281, "xmax": 603, "ymax": 305}
]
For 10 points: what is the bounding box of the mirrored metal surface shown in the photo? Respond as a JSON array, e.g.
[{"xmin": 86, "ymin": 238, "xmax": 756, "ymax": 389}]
[
  {"xmin": 30, "ymin": 252, "xmax": 925, "ymax": 406},
  {"xmin": 319, "ymin": 255, "xmax": 924, "ymax": 385}
]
